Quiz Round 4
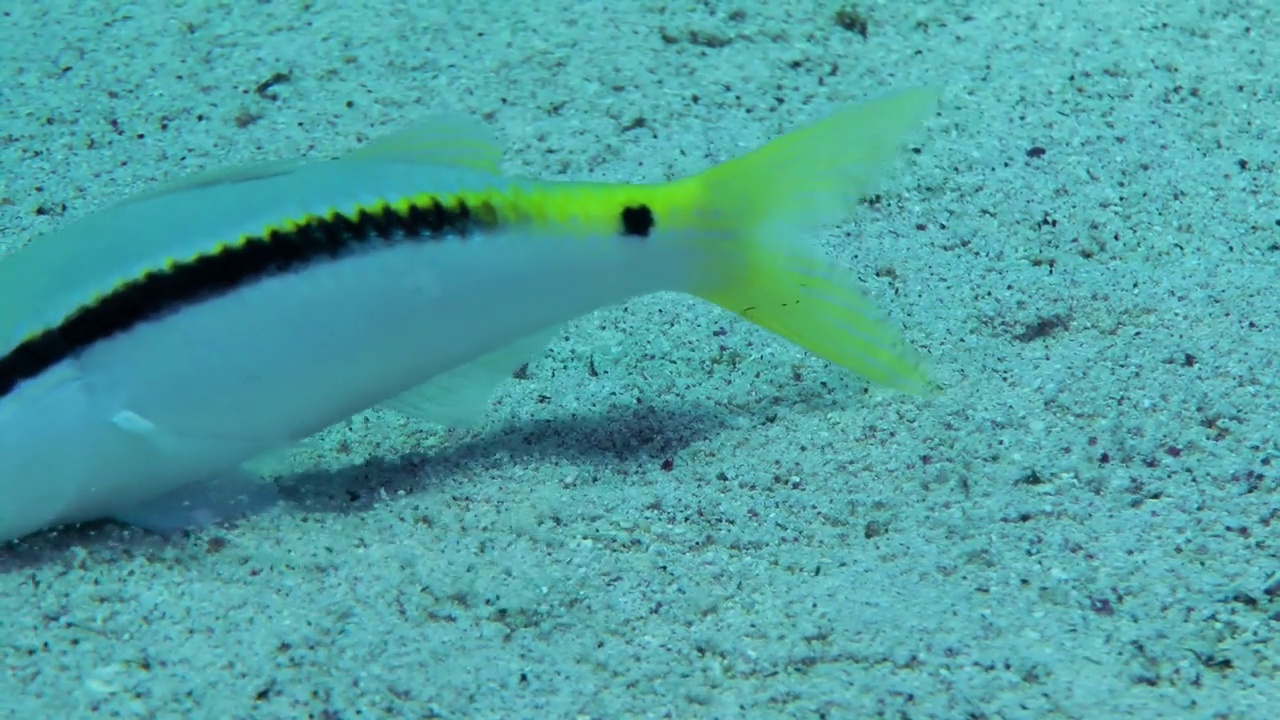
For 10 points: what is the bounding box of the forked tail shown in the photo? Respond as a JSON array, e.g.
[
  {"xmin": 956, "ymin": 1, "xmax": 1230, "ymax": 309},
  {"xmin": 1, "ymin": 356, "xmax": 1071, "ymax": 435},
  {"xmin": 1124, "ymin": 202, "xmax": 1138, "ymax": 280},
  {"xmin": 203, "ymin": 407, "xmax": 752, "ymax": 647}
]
[{"xmin": 679, "ymin": 88, "xmax": 938, "ymax": 394}]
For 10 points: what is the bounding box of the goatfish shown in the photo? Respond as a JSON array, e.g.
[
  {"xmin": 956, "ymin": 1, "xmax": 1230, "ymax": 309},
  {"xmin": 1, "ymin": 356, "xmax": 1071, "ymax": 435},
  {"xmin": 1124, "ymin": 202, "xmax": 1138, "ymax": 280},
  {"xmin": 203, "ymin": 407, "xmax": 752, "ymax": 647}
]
[{"xmin": 0, "ymin": 88, "xmax": 936, "ymax": 544}]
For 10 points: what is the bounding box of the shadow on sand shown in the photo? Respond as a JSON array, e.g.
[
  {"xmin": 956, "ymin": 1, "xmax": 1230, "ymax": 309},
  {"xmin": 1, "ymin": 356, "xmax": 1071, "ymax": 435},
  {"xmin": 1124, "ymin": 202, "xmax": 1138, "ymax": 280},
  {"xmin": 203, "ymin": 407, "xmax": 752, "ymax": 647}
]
[{"xmin": 0, "ymin": 400, "xmax": 738, "ymax": 570}]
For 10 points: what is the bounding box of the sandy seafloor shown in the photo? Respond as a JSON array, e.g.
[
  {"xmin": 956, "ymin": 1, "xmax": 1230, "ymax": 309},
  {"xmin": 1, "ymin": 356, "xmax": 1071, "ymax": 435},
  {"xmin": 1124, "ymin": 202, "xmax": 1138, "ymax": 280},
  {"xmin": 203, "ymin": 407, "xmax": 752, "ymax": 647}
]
[{"xmin": 1, "ymin": 0, "xmax": 1278, "ymax": 717}]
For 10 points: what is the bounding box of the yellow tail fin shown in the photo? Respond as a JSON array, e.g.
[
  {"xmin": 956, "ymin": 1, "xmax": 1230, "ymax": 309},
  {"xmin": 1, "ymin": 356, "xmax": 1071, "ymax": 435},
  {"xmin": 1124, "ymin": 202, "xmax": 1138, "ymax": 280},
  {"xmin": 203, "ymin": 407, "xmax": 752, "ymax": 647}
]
[{"xmin": 681, "ymin": 88, "xmax": 937, "ymax": 394}]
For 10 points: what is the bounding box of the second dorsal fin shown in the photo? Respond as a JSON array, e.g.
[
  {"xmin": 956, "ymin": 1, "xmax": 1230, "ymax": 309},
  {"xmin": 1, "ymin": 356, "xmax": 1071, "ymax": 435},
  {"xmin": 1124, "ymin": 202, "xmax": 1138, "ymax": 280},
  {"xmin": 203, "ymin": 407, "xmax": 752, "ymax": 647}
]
[{"xmin": 345, "ymin": 114, "xmax": 502, "ymax": 172}]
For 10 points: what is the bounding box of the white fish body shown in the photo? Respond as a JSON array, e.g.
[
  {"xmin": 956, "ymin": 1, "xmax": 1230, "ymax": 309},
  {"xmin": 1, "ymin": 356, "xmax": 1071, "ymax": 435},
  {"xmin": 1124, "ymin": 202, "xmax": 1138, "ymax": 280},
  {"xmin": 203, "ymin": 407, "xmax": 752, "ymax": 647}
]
[{"xmin": 0, "ymin": 90, "xmax": 937, "ymax": 543}]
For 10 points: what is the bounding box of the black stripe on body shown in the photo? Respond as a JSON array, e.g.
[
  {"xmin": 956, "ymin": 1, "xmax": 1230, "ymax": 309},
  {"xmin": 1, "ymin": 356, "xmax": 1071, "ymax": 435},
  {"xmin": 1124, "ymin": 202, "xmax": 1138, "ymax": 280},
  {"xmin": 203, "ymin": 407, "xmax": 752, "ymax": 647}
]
[{"xmin": 0, "ymin": 196, "xmax": 498, "ymax": 399}]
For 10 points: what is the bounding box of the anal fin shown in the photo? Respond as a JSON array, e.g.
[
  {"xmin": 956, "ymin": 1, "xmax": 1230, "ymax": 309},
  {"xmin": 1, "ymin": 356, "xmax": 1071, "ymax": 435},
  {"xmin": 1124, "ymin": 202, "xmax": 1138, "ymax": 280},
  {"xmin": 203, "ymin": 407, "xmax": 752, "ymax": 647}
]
[{"xmin": 380, "ymin": 328, "xmax": 558, "ymax": 427}]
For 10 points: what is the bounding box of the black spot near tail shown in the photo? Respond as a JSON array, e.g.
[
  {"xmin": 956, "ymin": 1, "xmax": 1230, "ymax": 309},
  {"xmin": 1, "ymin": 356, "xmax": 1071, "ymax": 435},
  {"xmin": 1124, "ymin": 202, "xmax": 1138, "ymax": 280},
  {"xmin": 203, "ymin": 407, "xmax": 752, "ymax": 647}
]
[{"xmin": 620, "ymin": 205, "xmax": 655, "ymax": 238}]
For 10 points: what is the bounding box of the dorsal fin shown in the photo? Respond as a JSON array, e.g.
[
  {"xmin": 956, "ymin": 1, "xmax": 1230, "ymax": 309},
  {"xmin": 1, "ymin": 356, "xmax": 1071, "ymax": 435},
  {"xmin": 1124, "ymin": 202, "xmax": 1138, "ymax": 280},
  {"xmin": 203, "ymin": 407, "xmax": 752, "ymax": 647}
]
[
  {"xmin": 345, "ymin": 114, "xmax": 502, "ymax": 172},
  {"xmin": 121, "ymin": 159, "xmax": 305, "ymax": 206},
  {"xmin": 125, "ymin": 114, "xmax": 501, "ymax": 207}
]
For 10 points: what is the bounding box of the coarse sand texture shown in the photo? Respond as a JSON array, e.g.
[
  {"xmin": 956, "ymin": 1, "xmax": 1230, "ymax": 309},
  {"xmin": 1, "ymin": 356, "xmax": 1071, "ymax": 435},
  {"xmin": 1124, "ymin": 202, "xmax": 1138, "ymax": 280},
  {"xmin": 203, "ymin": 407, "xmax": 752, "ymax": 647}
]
[{"xmin": 1, "ymin": 1, "xmax": 1277, "ymax": 718}]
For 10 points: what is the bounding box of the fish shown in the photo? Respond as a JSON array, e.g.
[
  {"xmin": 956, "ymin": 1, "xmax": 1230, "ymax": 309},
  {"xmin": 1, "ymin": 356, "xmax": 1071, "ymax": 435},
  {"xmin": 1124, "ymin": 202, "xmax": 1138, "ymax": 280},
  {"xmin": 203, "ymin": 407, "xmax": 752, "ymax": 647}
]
[{"xmin": 0, "ymin": 87, "xmax": 937, "ymax": 544}]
